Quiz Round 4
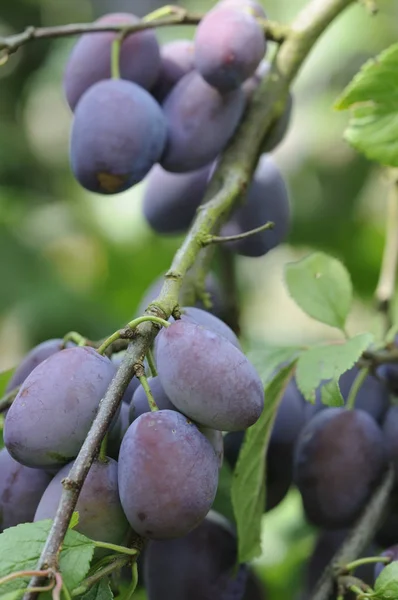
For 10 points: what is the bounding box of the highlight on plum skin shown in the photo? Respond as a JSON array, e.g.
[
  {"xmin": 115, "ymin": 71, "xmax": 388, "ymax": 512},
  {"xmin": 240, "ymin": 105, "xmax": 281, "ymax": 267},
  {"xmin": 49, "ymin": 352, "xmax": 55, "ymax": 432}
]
[{"xmin": 294, "ymin": 408, "xmax": 388, "ymax": 529}]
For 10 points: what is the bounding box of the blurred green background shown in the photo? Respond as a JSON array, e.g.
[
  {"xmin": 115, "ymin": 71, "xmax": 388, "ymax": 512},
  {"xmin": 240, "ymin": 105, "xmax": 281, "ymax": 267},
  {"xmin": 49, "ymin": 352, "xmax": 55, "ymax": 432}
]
[{"xmin": 0, "ymin": 0, "xmax": 397, "ymax": 598}]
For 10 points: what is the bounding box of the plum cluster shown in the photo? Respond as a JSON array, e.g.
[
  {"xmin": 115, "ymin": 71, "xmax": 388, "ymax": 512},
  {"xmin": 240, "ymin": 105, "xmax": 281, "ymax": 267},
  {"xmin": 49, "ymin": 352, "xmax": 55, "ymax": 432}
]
[
  {"xmin": 225, "ymin": 363, "xmax": 398, "ymax": 596},
  {"xmin": 64, "ymin": 1, "xmax": 292, "ymax": 260},
  {"xmin": 0, "ymin": 289, "xmax": 265, "ymax": 597}
]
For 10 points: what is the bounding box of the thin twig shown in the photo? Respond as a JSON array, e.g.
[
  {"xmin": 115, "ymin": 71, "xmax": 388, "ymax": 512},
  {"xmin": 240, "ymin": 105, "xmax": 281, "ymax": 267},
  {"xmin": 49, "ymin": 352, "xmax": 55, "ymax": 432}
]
[
  {"xmin": 0, "ymin": 385, "xmax": 20, "ymax": 413},
  {"xmin": 71, "ymin": 556, "xmax": 130, "ymax": 597},
  {"xmin": 24, "ymin": 0, "xmax": 357, "ymax": 597},
  {"xmin": 0, "ymin": 13, "xmax": 288, "ymax": 57},
  {"xmin": 202, "ymin": 221, "xmax": 274, "ymax": 245},
  {"xmin": 310, "ymin": 466, "xmax": 395, "ymax": 600},
  {"xmin": 375, "ymin": 169, "xmax": 398, "ymax": 334},
  {"xmin": 0, "ymin": 569, "xmax": 53, "ymax": 587}
]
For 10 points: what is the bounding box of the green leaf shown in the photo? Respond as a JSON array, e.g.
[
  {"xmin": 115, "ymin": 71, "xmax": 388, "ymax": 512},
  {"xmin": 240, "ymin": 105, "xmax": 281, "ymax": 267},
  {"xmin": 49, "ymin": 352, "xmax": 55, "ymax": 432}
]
[
  {"xmin": 374, "ymin": 562, "xmax": 398, "ymax": 599},
  {"xmin": 0, "ymin": 369, "xmax": 15, "ymax": 397},
  {"xmin": 231, "ymin": 364, "xmax": 296, "ymax": 563},
  {"xmin": 0, "ymin": 520, "xmax": 95, "ymax": 594},
  {"xmin": 69, "ymin": 512, "xmax": 79, "ymax": 530},
  {"xmin": 296, "ymin": 333, "xmax": 373, "ymax": 402},
  {"xmin": 285, "ymin": 252, "xmax": 352, "ymax": 331},
  {"xmin": 81, "ymin": 579, "xmax": 113, "ymax": 600},
  {"xmin": 335, "ymin": 43, "xmax": 398, "ymax": 166},
  {"xmin": 320, "ymin": 379, "xmax": 344, "ymax": 407},
  {"xmin": 246, "ymin": 344, "xmax": 302, "ymax": 385},
  {"xmin": 212, "ymin": 462, "xmax": 235, "ymax": 525},
  {"xmin": 0, "ymin": 592, "xmax": 24, "ymax": 600}
]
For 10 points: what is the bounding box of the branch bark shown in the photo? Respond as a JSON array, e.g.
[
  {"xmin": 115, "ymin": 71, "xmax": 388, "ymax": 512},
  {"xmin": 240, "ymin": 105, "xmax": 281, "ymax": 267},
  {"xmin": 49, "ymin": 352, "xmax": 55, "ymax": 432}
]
[
  {"xmin": 24, "ymin": 0, "xmax": 356, "ymax": 596},
  {"xmin": 310, "ymin": 467, "xmax": 395, "ymax": 600}
]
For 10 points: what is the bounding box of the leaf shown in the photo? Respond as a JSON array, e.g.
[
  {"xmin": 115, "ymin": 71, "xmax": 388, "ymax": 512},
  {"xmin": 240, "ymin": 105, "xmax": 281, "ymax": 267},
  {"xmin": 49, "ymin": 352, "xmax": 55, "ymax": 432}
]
[
  {"xmin": 320, "ymin": 379, "xmax": 344, "ymax": 407},
  {"xmin": 374, "ymin": 562, "xmax": 398, "ymax": 599},
  {"xmin": 335, "ymin": 43, "xmax": 398, "ymax": 166},
  {"xmin": 285, "ymin": 252, "xmax": 352, "ymax": 331},
  {"xmin": 69, "ymin": 512, "xmax": 79, "ymax": 530},
  {"xmin": 231, "ymin": 363, "xmax": 296, "ymax": 563},
  {"xmin": 296, "ymin": 333, "xmax": 373, "ymax": 402},
  {"xmin": 246, "ymin": 344, "xmax": 302, "ymax": 385},
  {"xmin": 81, "ymin": 579, "xmax": 113, "ymax": 600},
  {"xmin": 212, "ymin": 463, "xmax": 235, "ymax": 525},
  {"xmin": 0, "ymin": 369, "xmax": 15, "ymax": 397},
  {"xmin": 0, "ymin": 520, "xmax": 95, "ymax": 594},
  {"xmin": 0, "ymin": 592, "xmax": 24, "ymax": 600}
]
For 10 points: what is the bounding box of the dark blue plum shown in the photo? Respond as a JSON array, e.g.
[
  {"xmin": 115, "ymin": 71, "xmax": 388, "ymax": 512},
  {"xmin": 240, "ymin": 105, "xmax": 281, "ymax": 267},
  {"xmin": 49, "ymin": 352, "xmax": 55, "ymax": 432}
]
[
  {"xmin": 0, "ymin": 448, "xmax": 52, "ymax": 532},
  {"xmin": 70, "ymin": 79, "xmax": 167, "ymax": 194},
  {"xmin": 195, "ymin": 5, "xmax": 266, "ymax": 92},
  {"xmin": 294, "ymin": 408, "xmax": 388, "ymax": 528},
  {"xmin": 152, "ymin": 40, "xmax": 195, "ymax": 102},
  {"xmin": 161, "ymin": 71, "xmax": 245, "ymax": 173},
  {"xmin": 144, "ymin": 511, "xmax": 265, "ymax": 599},
  {"xmin": 64, "ymin": 13, "xmax": 160, "ymax": 110},
  {"xmin": 118, "ymin": 410, "xmax": 218, "ymax": 538},
  {"xmin": 143, "ymin": 164, "xmax": 211, "ymax": 234},
  {"xmin": 222, "ymin": 155, "xmax": 290, "ymax": 257},
  {"xmin": 35, "ymin": 458, "xmax": 129, "ymax": 546},
  {"xmin": 4, "ymin": 346, "xmax": 116, "ymax": 469},
  {"xmin": 156, "ymin": 320, "xmax": 263, "ymax": 431}
]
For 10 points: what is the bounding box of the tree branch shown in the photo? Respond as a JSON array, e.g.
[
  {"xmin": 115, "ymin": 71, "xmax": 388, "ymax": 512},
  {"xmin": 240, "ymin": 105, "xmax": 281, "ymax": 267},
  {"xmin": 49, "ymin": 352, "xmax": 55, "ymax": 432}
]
[
  {"xmin": 0, "ymin": 11, "xmax": 287, "ymax": 57},
  {"xmin": 310, "ymin": 466, "xmax": 395, "ymax": 600},
  {"xmin": 24, "ymin": 0, "xmax": 356, "ymax": 597}
]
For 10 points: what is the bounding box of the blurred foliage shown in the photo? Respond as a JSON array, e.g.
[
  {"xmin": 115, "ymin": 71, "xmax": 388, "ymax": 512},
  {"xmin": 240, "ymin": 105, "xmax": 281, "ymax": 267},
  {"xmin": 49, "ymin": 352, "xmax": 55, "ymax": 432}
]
[{"xmin": 0, "ymin": 0, "xmax": 397, "ymax": 598}]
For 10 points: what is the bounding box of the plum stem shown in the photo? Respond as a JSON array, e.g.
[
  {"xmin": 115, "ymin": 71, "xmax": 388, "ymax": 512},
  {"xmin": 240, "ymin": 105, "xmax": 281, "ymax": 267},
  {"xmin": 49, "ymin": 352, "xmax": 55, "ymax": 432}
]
[
  {"xmin": 96, "ymin": 315, "xmax": 170, "ymax": 355},
  {"xmin": 63, "ymin": 331, "xmax": 87, "ymax": 347},
  {"xmin": 202, "ymin": 221, "xmax": 274, "ymax": 246},
  {"xmin": 99, "ymin": 434, "xmax": 108, "ymax": 462},
  {"xmin": 146, "ymin": 348, "xmax": 158, "ymax": 377},
  {"xmin": 345, "ymin": 367, "xmax": 369, "ymax": 410},
  {"xmin": 93, "ymin": 541, "xmax": 139, "ymax": 556},
  {"xmin": 139, "ymin": 375, "xmax": 159, "ymax": 412},
  {"xmin": 71, "ymin": 556, "xmax": 130, "ymax": 597},
  {"xmin": 342, "ymin": 555, "xmax": 391, "ymax": 572},
  {"xmin": 110, "ymin": 37, "xmax": 122, "ymax": 79}
]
